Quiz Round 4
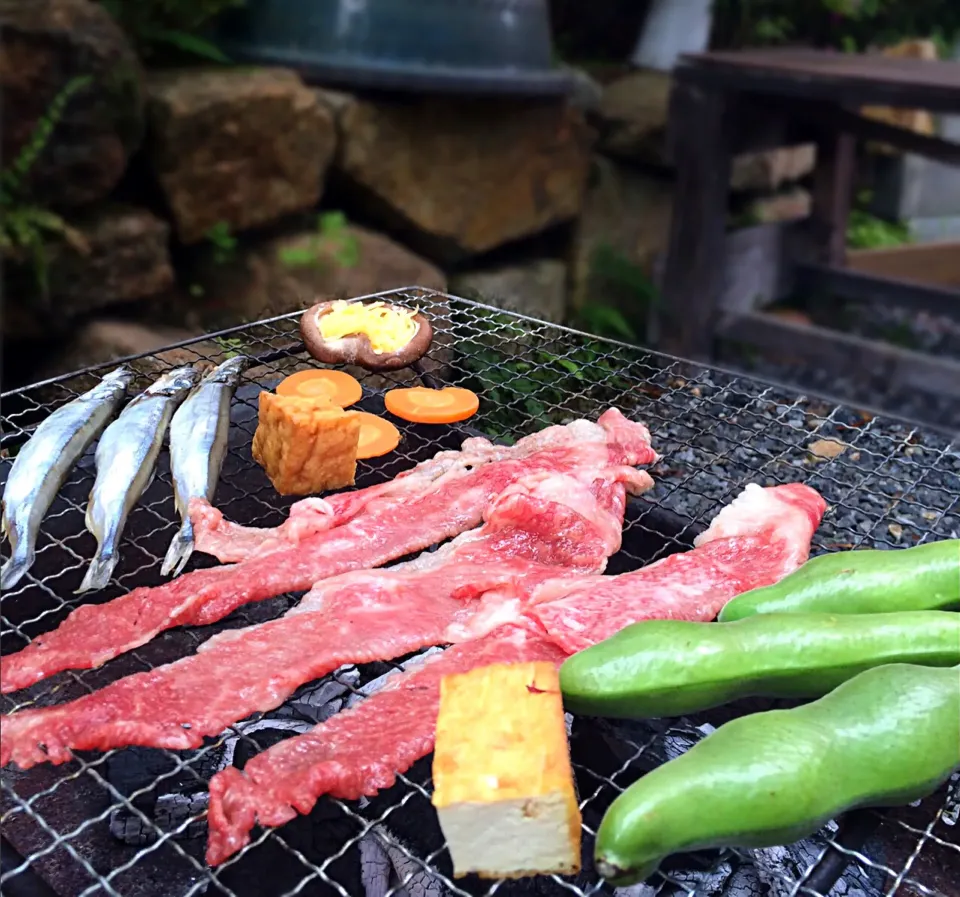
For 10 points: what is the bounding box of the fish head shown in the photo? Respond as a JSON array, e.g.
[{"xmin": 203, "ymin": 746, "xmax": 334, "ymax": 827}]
[
  {"xmin": 148, "ymin": 366, "xmax": 203, "ymax": 397},
  {"xmin": 207, "ymin": 355, "xmax": 252, "ymax": 385},
  {"xmin": 101, "ymin": 366, "xmax": 137, "ymax": 389}
]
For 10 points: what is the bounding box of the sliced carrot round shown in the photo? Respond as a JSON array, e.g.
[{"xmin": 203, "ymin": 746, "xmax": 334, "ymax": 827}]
[
  {"xmin": 276, "ymin": 369, "xmax": 362, "ymax": 407},
  {"xmin": 353, "ymin": 412, "xmax": 401, "ymax": 459},
  {"xmin": 384, "ymin": 386, "xmax": 479, "ymax": 424}
]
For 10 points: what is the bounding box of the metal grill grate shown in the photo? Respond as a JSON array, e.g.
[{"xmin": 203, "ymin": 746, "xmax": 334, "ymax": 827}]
[{"xmin": 2, "ymin": 288, "xmax": 958, "ymax": 897}]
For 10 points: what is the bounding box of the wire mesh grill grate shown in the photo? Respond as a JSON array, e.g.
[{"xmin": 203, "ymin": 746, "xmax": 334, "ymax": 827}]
[{"xmin": 2, "ymin": 288, "xmax": 958, "ymax": 897}]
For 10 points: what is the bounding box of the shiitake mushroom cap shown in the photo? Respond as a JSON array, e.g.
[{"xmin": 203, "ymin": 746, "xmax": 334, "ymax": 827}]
[{"xmin": 300, "ymin": 300, "xmax": 434, "ymax": 372}]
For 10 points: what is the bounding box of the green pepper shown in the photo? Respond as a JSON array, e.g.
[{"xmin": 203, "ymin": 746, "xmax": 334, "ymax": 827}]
[
  {"xmin": 717, "ymin": 538, "xmax": 959, "ymax": 622},
  {"xmin": 595, "ymin": 663, "xmax": 960, "ymax": 886},
  {"xmin": 560, "ymin": 611, "xmax": 960, "ymax": 719}
]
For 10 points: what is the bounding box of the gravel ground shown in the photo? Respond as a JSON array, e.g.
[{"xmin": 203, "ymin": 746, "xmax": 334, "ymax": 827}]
[
  {"xmin": 719, "ymin": 299, "xmax": 960, "ymax": 434},
  {"xmin": 603, "ymin": 363, "xmax": 960, "ymax": 558}
]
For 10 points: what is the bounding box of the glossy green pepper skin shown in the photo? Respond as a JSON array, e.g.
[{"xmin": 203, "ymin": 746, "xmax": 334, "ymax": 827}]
[
  {"xmin": 595, "ymin": 664, "xmax": 960, "ymax": 886},
  {"xmin": 560, "ymin": 611, "xmax": 960, "ymax": 719},
  {"xmin": 718, "ymin": 539, "xmax": 959, "ymax": 622}
]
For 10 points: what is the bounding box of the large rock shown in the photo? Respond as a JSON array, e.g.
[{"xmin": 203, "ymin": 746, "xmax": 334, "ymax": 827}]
[
  {"xmin": 193, "ymin": 220, "xmax": 446, "ymax": 325},
  {"xmin": 451, "ymin": 260, "xmax": 568, "ymax": 323},
  {"xmin": 3, "ymin": 204, "xmax": 174, "ymax": 340},
  {"xmin": 0, "ymin": 0, "xmax": 145, "ymax": 208},
  {"xmin": 740, "ymin": 187, "xmax": 812, "ymax": 225},
  {"xmin": 34, "ymin": 320, "xmax": 205, "ymax": 382},
  {"xmin": 146, "ymin": 68, "xmax": 336, "ymax": 244},
  {"xmin": 730, "ymin": 145, "xmax": 817, "ymax": 193},
  {"xmin": 325, "ymin": 92, "xmax": 593, "ymax": 262},
  {"xmin": 594, "ymin": 70, "xmax": 817, "ymax": 190},
  {"xmin": 594, "ymin": 69, "xmax": 672, "ymax": 165},
  {"xmin": 570, "ymin": 156, "xmax": 674, "ymax": 314}
]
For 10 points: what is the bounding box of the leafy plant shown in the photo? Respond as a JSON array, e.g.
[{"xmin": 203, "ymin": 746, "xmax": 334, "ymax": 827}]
[
  {"xmin": 846, "ymin": 190, "xmax": 912, "ymax": 249},
  {"xmin": 571, "ymin": 242, "xmax": 659, "ymax": 343},
  {"xmin": 711, "ymin": 0, "xmax": 960, "ymax": 54},
  {"xmin": 574, "ymin": 305, "xmax": 638, "ymax": 342},
  {"xmin": 205, "ymin": 221, "xmax": 238, "ymax": 264},
  {"xmin": 214, "ymin": 335, "xmax": 247, "ymax": 358},
  {"xmin": 450, "ymin": 310, "xmax": 637, "ymax": 442},
  {"xmin": 278, "ymin": 211, "xmax": 361, "ymax": 271},
  {"xmin": 97, "ymin": 0, "xmax": 243, "ymax": 63},
  {"xmin": 846, "ymin": 209, "xmax": 912, "ymax": 248},
  {"xmin": 0, "ymin": 75, "xmax": 93, "ymax": 302}
]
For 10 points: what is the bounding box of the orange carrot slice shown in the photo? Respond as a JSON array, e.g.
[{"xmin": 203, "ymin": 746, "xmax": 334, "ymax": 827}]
[
  {"xmin": 384, "ymin": 386, "xmax": 479, "ymax": 424},
  {"xmin": 353, "ymin": 412, "xmax": 401, "ymax": 459},
  {"xmin": 276, "ymin": 369, "xmax": 362, "ymax": 407}
]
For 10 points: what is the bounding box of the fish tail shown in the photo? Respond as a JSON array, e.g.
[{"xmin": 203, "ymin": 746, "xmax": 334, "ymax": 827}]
[
  {"xmin": 1, "ymin": 544, "xmax": 35, "ymax": 591},
  {"xmin": 161, "ymin": 520, "xmax": 195, "ymax": 578},
  {"xmin": 77, "ymin": 548, "xmax": 118, "ymax": 594}
]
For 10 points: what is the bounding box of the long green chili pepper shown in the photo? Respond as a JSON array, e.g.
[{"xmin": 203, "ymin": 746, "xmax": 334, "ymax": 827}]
[
  {"xmin": 560, "ymin": 611, "xmax": 960, "ymax": 719},
  {"xmin": 595, "ymin": 663, "xmax": 960, "ymax": 886},
  {"xmin": 718, "ymin": 538, "xmax": 959, "ymax": 622}
]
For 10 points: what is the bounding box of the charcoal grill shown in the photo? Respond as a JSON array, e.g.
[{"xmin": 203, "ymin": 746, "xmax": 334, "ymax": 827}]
[{"xmin": 2, "ymin": 287, "xmax": 958, "ymax": 897}]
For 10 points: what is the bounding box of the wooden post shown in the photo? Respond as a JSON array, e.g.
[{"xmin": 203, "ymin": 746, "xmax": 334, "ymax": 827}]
[
  {"xmin": 656, "ymin": 78, "xmax": 734, "ymax": 360},
  {"xmin": 809, "ymin": 128, "xmax": 856, "ymax": 267}
]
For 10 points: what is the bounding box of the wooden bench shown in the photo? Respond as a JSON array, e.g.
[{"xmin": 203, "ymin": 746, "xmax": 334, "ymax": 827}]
[{"xmin": 656, "ymin": 47, "xmax": 960, "ymax": 402}]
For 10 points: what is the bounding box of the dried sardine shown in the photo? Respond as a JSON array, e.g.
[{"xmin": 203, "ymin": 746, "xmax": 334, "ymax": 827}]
[
  {"xmin": 1, "ymin": 367, "xmax": 134, "ymax": 591},
  {"xmin": 162, "ymin": 356, "xmax": 250, "ymax": 578},
  {"xmin": 79, "ymin": 366, "xmax": 200, "ymax": 593}
]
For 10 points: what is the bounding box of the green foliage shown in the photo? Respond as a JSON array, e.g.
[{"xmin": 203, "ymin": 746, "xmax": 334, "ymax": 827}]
[
  {"xmin": 452, "ymin": 310, "xmax": 635, "ymax": 442},
  {"xmin": 97, "ymin": 0, "xmax": 243, "ymax": 62},
  {"xmin": 711, "ymin": 0, "xmax": 960, "ymax": 54},
  {"xmin": 846, "ymin": 191, "xmax": 912, "ymax": 249},
  {"xmin": 846, "ymin": 209, "xmax": 912, "ymax": 249},
  {"xmin": 574, "ymin": 305, "xmax": 638, "ymax": 342},
  {"xmin": 277, "ymin": 212, "xmax": 361, "ymax": 271},
  {"xmin": 205, "ymin": 221, "xmax": 238, "ymax": 264},
  {"xmin": 570, "ymin": 242, "xmax": 659, "ymax": 343},
  {"xmin": 1, "ymin": 76, "xmax": 93, "ymax": 302},
  {"xmin": 214, "ymin": 335, "xmax": 247, "ymax": 358}
]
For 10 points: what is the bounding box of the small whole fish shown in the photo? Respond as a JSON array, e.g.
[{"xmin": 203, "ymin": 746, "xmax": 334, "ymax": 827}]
[
  {"xmin": 79, "ymin": 365, "xmax": 201, "ymax": 593},
  {"xmin": 1, "ymin": 367, "xmax": 135, "ymax": 591},
  {"xmin": 162, "ymin": 355, "xmax": 250, "ymax": 578}
]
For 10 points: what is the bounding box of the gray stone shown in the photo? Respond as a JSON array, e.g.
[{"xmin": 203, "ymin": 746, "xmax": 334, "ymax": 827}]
[
  {"xmin": 451, "ymin": 260, "xmax": 568, "ymax": 323},
  {"xmin": 36, "ymin": 320, "xmax": 205, "ymax": 382},
  {"xmin": 147, "ymin": 67, "xmax": 336, "ymax": 244},
  {"xmin": 730, "ymin": 145, "xmax": 817, "ymax": 193},
  {"xmin": 595, "ymin": 69, "xmax": 672, "ymax": 166},
  {"xmin": 570, "ymin": 156, "xmax": 674, "ymax": 314},
  {"xmin": 0, "ymin": 0, "xmax": 145, "ymax": 208},
  {"xmin": 328, "ymin": 90, "xmax": 594, "ymax": 263},
  {"xmin": 3, "ymin": 204, "xmax": 174, "ymax": 340},
  {"xmin": 741, "ymin": 187, "xmax": 813, "ymax": 225},
  {"xmin": 192, "ymin": 220, "xmax": 446, "ymax": 324}
]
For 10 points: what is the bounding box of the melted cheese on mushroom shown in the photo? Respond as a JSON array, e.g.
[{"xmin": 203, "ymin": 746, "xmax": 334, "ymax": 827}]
[{"xmin": 316, "ymin": 301, "xmax": 420, "ymax": 355}]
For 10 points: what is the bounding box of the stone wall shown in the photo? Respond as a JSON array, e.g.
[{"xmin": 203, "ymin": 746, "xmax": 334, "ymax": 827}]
[{"xmin": 1, "ymin": 0, "xmax": 817, "ymax": 386}]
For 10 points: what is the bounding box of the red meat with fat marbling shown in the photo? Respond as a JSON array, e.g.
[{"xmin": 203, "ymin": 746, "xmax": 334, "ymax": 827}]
[
  {"xmin": 0, "ymin": 410, "xmax": 656, "ymax": 695},
  {"xmin": 206, "ymin": 623, "xmax": 567, "ymax": 866},
  {"xmin": 203, "ymin": 482, "xmax": 826, "ymax": 865},
  {"xmin": 530, "ymin": 482, "xmax": 827, "ymax": 653},
  {"xmin": 0, "ymin": 467, "xmax": 652, "ymax": 769},
  {"xmin": 194, "ymin": 407, "xmax": 653, "ymax": 563}
]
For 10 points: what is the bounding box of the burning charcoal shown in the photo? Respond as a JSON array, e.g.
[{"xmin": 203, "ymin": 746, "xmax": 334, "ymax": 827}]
[
  {"xmin": 226, "ymin": 719, "xmax": 314, "ymax": 771},
  {"xmin": 285, "ymin": 666, "xmax": 361, "ymax": 723},
  {"xmin": 360, "ymin": 826, "xmax": 450, "ymax": 897},
  {"xmin": 105, "ymin": 745, "xmax": 221, "ymax": 848},
  {"xmin": 344, "ymin": 649, "xmax": 445, "ymax": 711},
  {"xmin": 109, "ymin": 793, "xmax": 209, "ymax": 846}
]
